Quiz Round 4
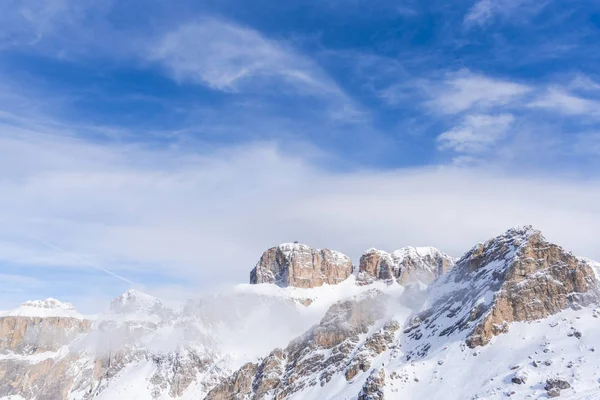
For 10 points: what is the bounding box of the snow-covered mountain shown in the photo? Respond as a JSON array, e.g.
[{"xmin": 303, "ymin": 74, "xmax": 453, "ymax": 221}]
[
  {"xmin": 357, "ymin": 246, "xmax": 454, "ymax": 285},
  {"xmin": 1, "ymin": 226, "xmax": 600, "ymax": 399},
  {"xmin": 1, "ymin": 298, "xmax": 85, "ymax": 319}
]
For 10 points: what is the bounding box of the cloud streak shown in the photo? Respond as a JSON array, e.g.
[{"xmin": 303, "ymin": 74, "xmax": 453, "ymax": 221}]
[
  {"xmin": 425, "ymin": 71, "xmax": 531, "ymax": 115},
  {"xmin": 464, "ymin": 0, "xmax": 549, "ymax": 28},
  {"xmin": 437, "ymin": 113, "xmax": 515, "ymax": 153},
  {"xmin": 147, "ymin": 18, "xmax": 365, "ymax": 121}
]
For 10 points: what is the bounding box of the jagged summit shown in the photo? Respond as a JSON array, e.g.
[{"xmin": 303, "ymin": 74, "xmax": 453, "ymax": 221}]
[
  {"xmin": 108, "ymin": 288, "xmax": 175, "ymax": 321},
  {"xmin": 110, "ymin": 289, "xmax": 158, "ymax": 310},
  {"xmin": 357, "ymin": 245, "xmax": 454, "ymax": 286},
  {"xmin": 250, "ymin": 243, "xmax": 353, "ymax": 288},
  {"xmin": 403, "ymin": 225, "xmax": 600, "ymax": 358}
]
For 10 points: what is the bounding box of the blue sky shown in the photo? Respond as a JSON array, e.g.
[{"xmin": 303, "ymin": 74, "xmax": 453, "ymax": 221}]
[{"xmin": 1, "ymin": 0, "xmax": 600, "ymax": 311}]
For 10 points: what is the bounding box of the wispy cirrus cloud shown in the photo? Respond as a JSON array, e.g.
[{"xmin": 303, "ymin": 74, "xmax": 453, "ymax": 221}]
[
  {"xmin": 425, "ymin": 70, "xmax": 531, "ymax": 115},
  {"xmin": 147, "ymin": 18, "xmax": 365, "ymax": 121},
  {"xmin": 369, "ymin": 66, "xmax": 600, "ymax": 163},
  {"xmin": 0, "ymin": 0, "xmax": 73, "ymax": 47},
  {"xmin": 529, "ymin": 88, "xmax": 600, "ymax": 118},
  {"xmin": 464, "ymin": 0, "xmax": 549, "ymax": 28},
  {"xmin": 437, "ymin": 113, "xmax": 515, "ymax": 153}
]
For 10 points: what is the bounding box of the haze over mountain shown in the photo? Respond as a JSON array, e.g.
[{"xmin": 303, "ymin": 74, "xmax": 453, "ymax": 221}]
[{"xmin": 2, "ymin": 226, "xmax": 600, "ymax": 399}]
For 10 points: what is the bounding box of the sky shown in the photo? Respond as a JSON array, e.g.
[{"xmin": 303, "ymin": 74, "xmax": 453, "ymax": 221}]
[{"xmin": 1, "ymin": 0, "xmax": 600, "ymax": 311}]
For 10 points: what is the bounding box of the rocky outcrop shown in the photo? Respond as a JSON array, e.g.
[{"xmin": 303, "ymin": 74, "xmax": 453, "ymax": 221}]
[
  {"xmin": 357, "ymin": 246, "xmax": 454, "ymax": 285},
  {"xmin": 0, "ymin": 316, "xmax": 91, "ymax": 354},
  {"xmin": 250, "ymin": 243, "xmax": 353, "ymax": 288},
  {"xmin": 358, "ymin": 368, "xmax": 386, "ymax": 400},
  {"xmin": 0, "ymin": 354, "xmax": 82, "ymax": 399},
  {"xmin": 545, "ymin": 378, "xmax": 571, "ymax": 397},
  {"xmin": 403, "ymin": 226, "xmax": 600, "ymax": 358},
  {"xmin": 203, "ymin": 362, "xmax": 258, "ymax": 400},
  {"xmin": 205, "ymin": 290, "xmax": 399, "ymax": 399}
]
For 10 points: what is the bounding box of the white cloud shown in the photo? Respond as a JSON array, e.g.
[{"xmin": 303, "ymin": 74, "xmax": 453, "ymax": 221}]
[
  {"xmin": 529, "ymin": 88, "xmax": 600, "ymax": 117},
  {"xmin": 147, "ymin": 18, "xmax": 365, "ymax": 122},
  {"xmin": 464, "ymin": 0, "xmax": 547, "ymax": 28},
  {"xmin": 427, "ymin": 71, "xmax": 531, "ymax": 114},
  {"xmin": 437, "ymin": 113, "xmax": 514, "ymax": 153},
  {"xmin": 464, "ymin": 0, "xmax": 495, "ymax": 26},
  {"xmin": 150, "ymin": 18, "xmax": 331, "ymax": 94},
  {"xmin": 569, "ymin": 75, "xmax": 600, "ymax": 92},
  {"xmin": 0, "ymin": 0, "xmax": 103, "ymax": 50},
  {"xmin": 3, "ymin": 128, "xmax": 600, "ymax": 307},
  {"xmin": 0, "ymin": 0, "xmax": 68, "ymax": 46}
]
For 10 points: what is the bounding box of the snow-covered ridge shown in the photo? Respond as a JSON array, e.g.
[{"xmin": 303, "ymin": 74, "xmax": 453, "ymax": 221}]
[
  {"xmin": 105, "ymin": 289, "xmax": 176, "ymax": 323},
  {"xmin": 358, "ymin": 245, "xmax": 454, "ymax": 286},
  {"xmin": 277, "ymin": 242, "xmax": 351, "ymax": 263},
  {"xmin": 1, "ymin": 298, "xmax": 86, "ymax": 319},
  {"xmin": 362, "ymin": 246, "xmax": 450, "ymax": 259},
  {"xmin": 391, "ymin": 246, "xmax": 448, "ymax": 260},
  {"xmin": 110, "ymin": 289, "xmax": 161, "ymax": 312}
]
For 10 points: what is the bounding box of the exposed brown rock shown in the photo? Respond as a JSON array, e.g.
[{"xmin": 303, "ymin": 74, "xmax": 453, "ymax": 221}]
[
  {"xmin": 0, "ymin": 291, "xmax": 222, "ymax": 400},
  {"xmin": 0, "ymin": 354, "xmax": 79, "ymax": 399},
  {"xmin": 357, "ymin": 250, "xmax": 396, "ymax": 284},
  {"xmin": 404, "ymin": 226, "xmax": 600, "ymax": 359},
  {"xmin": 0, "ymin": 316, "xmax": 91, "ymax": 354},
  {"xmin": 204, "ymin": 362, "xmax": 259, "ymax": 400},
  {"xmin": 206, "ymin": 291, "xmax": 397, "ymax": 399},
  {"xmin": 250, "ymin": 243, "xmax": 353, "ymax": 288}
]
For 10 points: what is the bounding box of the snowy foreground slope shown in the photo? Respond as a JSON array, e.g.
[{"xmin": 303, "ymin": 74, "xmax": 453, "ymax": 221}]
[{"xmin": 2, "ymin": 226, "xmax": 600, "ymax": 400}]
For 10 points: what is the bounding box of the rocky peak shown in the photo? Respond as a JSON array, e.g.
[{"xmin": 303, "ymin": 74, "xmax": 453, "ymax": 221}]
[
  {"xmin": 249, "ymin": 243, "xmax": 353, "ymax": 288},
  {"xmin": 403, "ymin": 225, "xmax": 600, "ymax": 358},
  {"xmin": 357, "ymin": 246, "xmax": 454, "ymax": 286},
  {"xmin": 109, "ymin": 289, "xmax": 175, "ymax": 321}
]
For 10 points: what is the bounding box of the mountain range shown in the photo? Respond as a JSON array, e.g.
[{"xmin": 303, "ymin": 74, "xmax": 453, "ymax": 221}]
[{"xmin": 1, "ymin": 226, "xmax": 599, "ymax": 400}]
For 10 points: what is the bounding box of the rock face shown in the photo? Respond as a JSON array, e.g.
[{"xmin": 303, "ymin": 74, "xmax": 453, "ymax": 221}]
[
  {"xmin": 357, "ymin": 246, "xmax": 454, "ymax": 285},
  {"xmin": 205, "ymin": 290, "xmax": 399, "ymax": 400},
  {"xmin": 0, "ymin": 299, "xmax": 93, "ymax": 399},
  {"xmin": 404, "ymin": 226, "xmax": 600, "ymax": 359},
  {"xmin": 250, "ymin": 243, "xmax": 353, "ymax": 288},
  {"xmin": 0, "ymin": 316, "xmax": 91, "ymax": 354}
]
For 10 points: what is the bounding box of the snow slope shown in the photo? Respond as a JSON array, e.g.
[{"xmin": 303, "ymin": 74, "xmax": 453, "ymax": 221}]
[
  {"xmin": 283, "ymin": 305, "xmax": 600, "ymax": 400},
  {"xmin": 3, "ymin": 227, "xmax": 600, "ymax": 400}
]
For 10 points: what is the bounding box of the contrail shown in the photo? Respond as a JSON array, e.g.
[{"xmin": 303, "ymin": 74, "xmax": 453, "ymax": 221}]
[{"xmin": 34, "ymin": 238, "xmax": 136, "ymax": 286}]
